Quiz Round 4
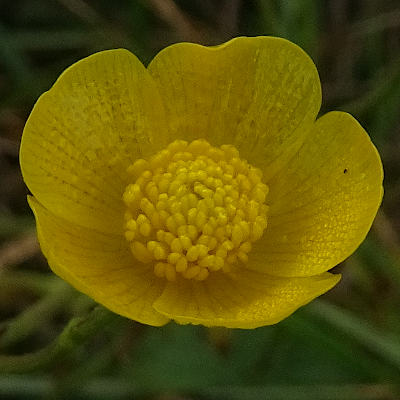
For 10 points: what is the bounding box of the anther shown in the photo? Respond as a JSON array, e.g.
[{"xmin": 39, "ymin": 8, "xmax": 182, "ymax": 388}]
[{"xmin": 123, "ymin": 139, "xmax": 269, "ymax": 281}]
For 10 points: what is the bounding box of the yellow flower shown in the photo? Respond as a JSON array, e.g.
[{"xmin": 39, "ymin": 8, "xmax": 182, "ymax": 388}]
[{"xmin": 20, "ymin": 37, "xmax": 383, "ymax": 329}]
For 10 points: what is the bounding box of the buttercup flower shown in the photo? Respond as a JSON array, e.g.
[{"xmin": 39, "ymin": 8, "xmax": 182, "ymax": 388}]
[{"xmin": 20, "ymin": 37, "xmax": 383, "ymax": 328}]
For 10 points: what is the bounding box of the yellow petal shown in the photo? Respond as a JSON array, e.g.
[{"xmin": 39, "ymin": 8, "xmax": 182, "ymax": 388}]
[
  {"xmin": 29, "ymin": 196, "xmax": 169, "ymax": 326},
  {"xmin": 153, "ymin": 269, "xmax": 340, "ymax": 329},
  {"xmin": 20, "ymin": 49, "xmax": 168, "ymax": 234},
  {"xmin": 148, "ymin": 36, "xmax": 321, "ymax": 180},
  {"xmin": 249, "ymin": 111, "xmax": 383, "ymax": 277}
]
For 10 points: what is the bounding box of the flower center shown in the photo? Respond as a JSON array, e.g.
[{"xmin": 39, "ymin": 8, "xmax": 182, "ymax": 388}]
[{"xmin": 123, "ymin": 139, "xmax": 269, "ymax": 281}]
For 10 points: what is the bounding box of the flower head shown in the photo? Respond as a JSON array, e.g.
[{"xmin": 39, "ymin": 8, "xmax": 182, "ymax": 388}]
[{"xmin": 20, "ymin": 37, "xmax": 383, "ymax": 328}]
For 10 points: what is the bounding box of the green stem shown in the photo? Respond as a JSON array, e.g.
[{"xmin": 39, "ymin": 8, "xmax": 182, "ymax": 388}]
[
  {"xmin": 0, "ymin": 280, "xmax": 75, "ymax": 349},
  {"xmin": 0, "ymin": 306, "xmax": 117, "ymax": 373}
]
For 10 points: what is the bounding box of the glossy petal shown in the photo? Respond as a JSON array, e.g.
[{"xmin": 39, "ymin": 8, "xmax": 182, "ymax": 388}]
[
  {"xmin": 21, "ymin": 37, "xmax": 384, "ymax": 329},
  {"xmin": 249, "ymin": 111, "xmax": 383, "ymax": 277},
  {"xmin": 20, "ymin": 49, "xmax": 168, "ymax": 234},
  {"xmin": 148, "ymin": 36, "xmax": 321, "ymax": 180},
  {"xmin": 154, "ymin": 269, "xmax": 340, "ymax": 329},
  {"xmin": 29, "ymin": 197, "xmax": 169, "ymax": 326}
]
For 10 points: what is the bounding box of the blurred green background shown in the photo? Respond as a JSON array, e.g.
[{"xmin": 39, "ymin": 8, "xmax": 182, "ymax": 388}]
[{"xmin": 1, "ymin": 0, "xmax": 400, "ymax": 399}]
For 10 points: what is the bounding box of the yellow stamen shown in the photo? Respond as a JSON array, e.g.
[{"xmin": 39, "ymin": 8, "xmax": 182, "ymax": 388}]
[{"xmin": 123, "ymin": 139, "xmax": 269, "ymax": 281}]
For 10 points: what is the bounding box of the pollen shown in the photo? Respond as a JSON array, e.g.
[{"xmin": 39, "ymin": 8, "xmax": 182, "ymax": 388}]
[{"xmin": 123, "ymin": 139, "xmax": 269, "ymax": 281}]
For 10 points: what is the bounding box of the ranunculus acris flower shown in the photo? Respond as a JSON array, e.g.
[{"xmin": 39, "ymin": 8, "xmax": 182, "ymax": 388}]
[{"xmin": 20, "ymin": 37, "xmax": 383, "ymax": 328}]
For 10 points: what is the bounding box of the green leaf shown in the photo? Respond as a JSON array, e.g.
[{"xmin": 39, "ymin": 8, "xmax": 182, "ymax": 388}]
[
  {"xmin": 305, "ymin": 300, "xmax": 400, "ymax": 374},
  {"xmin": 128, "ymin": 324, "xmax": 230, "ymax": 393}
]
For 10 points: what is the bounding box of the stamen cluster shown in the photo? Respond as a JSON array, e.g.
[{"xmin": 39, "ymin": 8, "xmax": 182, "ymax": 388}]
[{"xmin": 123, "ymin": 139, "xmax": 269, "ymax": 281}]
